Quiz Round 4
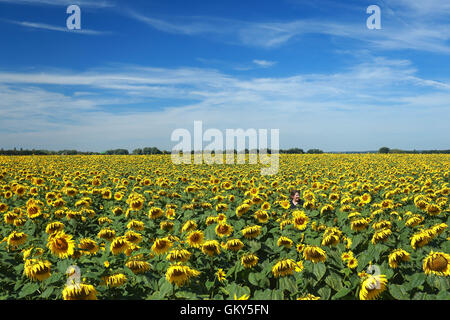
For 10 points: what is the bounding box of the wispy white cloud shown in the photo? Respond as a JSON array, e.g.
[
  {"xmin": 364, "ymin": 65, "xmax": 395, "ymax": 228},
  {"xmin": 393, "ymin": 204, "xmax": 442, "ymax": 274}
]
[
  {"xmin": 0, "ymin": 56, "xmax": 449, "ymax": 151},
  {"xmin": 5, "ymin": 19, "xmax": 111, "ymax": 35},
  {"xmin": 0, "ymin": 0, "xmax": 114, "ymax": 8},
  {"xmin": 252, "ymin": 60, "xmax": 277, "ymax": 68},
  {"xmin": 122, "ymin": 4, "xmax": 450, "ymax": 54}
]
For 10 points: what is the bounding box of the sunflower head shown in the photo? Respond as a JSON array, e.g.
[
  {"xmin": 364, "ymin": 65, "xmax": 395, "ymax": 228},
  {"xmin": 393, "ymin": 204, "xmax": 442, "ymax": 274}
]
[
  {"xmin": 423, "ymin": 251, "xmax": 450, "ymax": 276},
  {"xmin": 62, "ymin": 283, "xmax": 97, "ymax": 300}
]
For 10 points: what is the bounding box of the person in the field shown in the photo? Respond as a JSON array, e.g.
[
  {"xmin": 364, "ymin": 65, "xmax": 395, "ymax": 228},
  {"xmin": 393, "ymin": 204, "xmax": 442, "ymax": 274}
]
[{"xmin": 290, "ymin": 190, "xmax": 304, "ymax": 209}]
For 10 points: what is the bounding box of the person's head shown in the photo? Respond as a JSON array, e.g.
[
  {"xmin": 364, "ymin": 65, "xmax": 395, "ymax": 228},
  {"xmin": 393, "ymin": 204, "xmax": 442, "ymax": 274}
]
[{"xmin": 290, "ymin": 190, "xmax": 300, "ymax": 201}]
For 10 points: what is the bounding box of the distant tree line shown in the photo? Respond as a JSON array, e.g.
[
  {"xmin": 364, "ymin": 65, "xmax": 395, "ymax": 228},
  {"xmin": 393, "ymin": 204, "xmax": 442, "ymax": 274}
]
[
  {"xmin": 1, "ymin": 146, "xmax": 448, "ymax": 156},
  {"xmin": 378, "ymin": 147, "xmax": 450, "ymax": 154},
  {"xmin": 0, "ymin": 148, "xmax": 100, "ymax": 155}
]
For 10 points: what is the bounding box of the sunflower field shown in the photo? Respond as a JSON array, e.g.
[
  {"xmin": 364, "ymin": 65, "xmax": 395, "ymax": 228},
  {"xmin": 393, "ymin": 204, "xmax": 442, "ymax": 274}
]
[{"xmin": 0, "ymin": 154, "xmax": 449, "ymax": 300}]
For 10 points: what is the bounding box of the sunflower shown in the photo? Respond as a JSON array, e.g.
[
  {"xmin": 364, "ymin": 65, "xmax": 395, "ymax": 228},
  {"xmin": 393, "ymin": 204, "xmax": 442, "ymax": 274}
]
[
  {"xmin": 205, "ymin": 216, "xmax": 218, "ymax": 226},
  {"xmin": 272, "ymin": 259, "xmax": 299, "ymax": 277},
  {"xmin": 224, "ymin": 238, "xmax": 244, "ymax": 252},
  {"xmin": 322, "ymin": 233, "xmax": 340, "ymax": 246},
  {"xmin": 431, "ymin": 223, "xmax": 447, "ymax": 235},
  {"xmin": 47, "ymin": 231, "xmax": 75, "ymax": 259},
  {"xmin": 160, "ymin": 220, "xmax": 174, "ymax": 231},
  {"xmin": 151, "ymin": 237, "xmax": 173, "ymax": 255},
  {"xmin": 351, "ymin": 217, "xmax": 371, "ymax": 231},
  {"xmin": 166, "ymin": 248, "xmax": 192, "ymax": 263},
  {"xmin": 236, "ymin": 204, "xmax": 251, "ymax": 217},
  {"xmin": 261, "ymin": 202, "xmax": 271, "ymax": 211},
  {"xmin": 372, "ymin": 220, "xmax": 391, "ymax": 230},
  {"xmin": 0, "ymin": 202, "xmax": 8, "ymax": 213},
  {"xmin": 425, "ymin": 204, "xmax": 441, "ymax": 216},
  {"xmin": 7, "ymin": 231, "xmax": 28, "ymax": 247},
  {"xmin": 296, "ymin": 243, "xmax": 305, "ymax": 253},
  {"xmin": 124, "ymin": 230, "xmax": 143, "ymax": 244},
  {"xmin": 4, "ymin": 211, "xmax": 17, "ymax": 224},
  {"xmin": 388, "ymin": 249, "xmax": 410, "ymax": 269},
  {"xmin": 410, "ymin": 231, "xmax": 432, "ymax": 250},
  {"xmin": 371, "ymin": 228, "xmax": 392, "ymax": 244},
  {"xmin": 26, "ymin": 203, "xmax": 42, "ymax": 219},
  {"xmin": 292, "ymin": 210, "xmax": 309, "ymax": 230},
  {"xmin": 110, "ymin": 236, "xmax": 130, "ymax": 255},
  {"xmin": 165, "ymin": 264, "xmax": 200, "ymax": 287},
  {"xmin": 127, "ymin": 220, "xmax": 144, "ymax": 231},
  {"xmin": 62, "ymin": 283, "xmax": 97, "ymax": 300},
  {"xmin": 148, "ymin": 207, "xmax": 164, "ymax": 219},
  {"xmin": 279, "ymin": 200, "xmax": 290, "ymax": 209},
  {"xmin": 360, "ymin": 193, "xmax": 372, "ymax": 204},
  {"xmin": 128, "ymin": 197, "xmax": 144, "ymax": 211},
  {"xmin": 423, "ymin": 251, "xmax": 450, "ymax": 276},
  {"xmin": 234, "ymin": 293, "xmax": 250, "ymax": 300},
  {"xmin": 216, "ymin": 268, "xmax": 226, "ymax": 282},
  {"xmin": 277, "ymin": 236, "xmax": 293, "ymax": 248},
  {"xmin": 241, "ymin": 253, "xmax": 259, "ymax": 268},
  {"xmin": 297, "ymin": 294, "xmax": 320, "ymax": 300},
  {"xmin": 320, "ymin": 204, "xmax": 334, "ymax": 215},
  {"xmin": 181, "ymin": 220, "xmax": 198, "ymax": 233},
  {"xmin": 359, "ymin": 274, "xmax": 387, "ymax": 300},
  {"xmin": 405, "ymin": 215, "xmax": 424, "ymax": 227},
  {"xmin": 180, "ymin": 229, "xmax": 201, "ymax": 247},
  {"xmin": 102, "ymin": 273, "xmax": 127, "ymax": 287},
  {"xmin": 114, "ymin": 192, "xmax": 124, "ymax": 201},
  {"xmin": 165, "ymin": 208, "xmax": 176, "ymax": 220},
  {"xmin": 201, "ymin": 240, "xmax": 221, "ymax": 256},
  {"xmin": 97, "ymin": 228, "xmax": 116, "ymax": 241},
  {"xmin": 347, "ymin": 258, "xmax": 358, "ymax": 269},
  {"xmin": 216, "ymin": 203, "xmax": 228, "ymax": 211},
  {"xmin": 14, "ymin": 184, "xmax": 27, "ymax": 197},
  {"xmin": 22, "ymin": 247, "xmax": 44, "ymax": 260},
  {"xmin": 215, "ymin": 223, "xmax": 233, "ymax": 238},
  {"xmin": 251, "ymin": 195, "xmax": 264, "ymax": 205},
  {"xmin": 380, "ymin": 199, "xmax": 394, "ymax": 210},
  {"xmin": 24, "ymin": 259, "xmax": 51, "ymax": 281},
  {"xmin": 78, "ymin": 238, "xmax": 99, "ymax": 255},
  {"xmin": 125, "ymin": 259, "xmax": 151, "ymax": 274},
  {"xmin": 98, "ymin": 216, "xmax": 112, "ymax": 225},
  {"xmin": 279, "ymin": 219, "xmax": 292, "ymax": 230},
  {"xmin": 303, "ymin": 246, "xmax": 327, "ymax": 263},
  {"xmin": 241, "ymin": 225, "xmax": 262, "ymax": 239},
  {"xmin": 341, "ymin": 251, "xmax": 354, "ymax": 262},
  {"xmin": 254, "ymin": 210, "xmax": 269, "ymax": 223}
]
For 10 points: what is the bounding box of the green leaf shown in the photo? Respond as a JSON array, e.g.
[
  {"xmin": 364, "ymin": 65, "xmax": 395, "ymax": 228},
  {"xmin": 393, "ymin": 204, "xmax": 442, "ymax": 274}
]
[
  {"xmin": 18, "ymin": 282, "xmax": 40, "ymax": 298},
  {"xmin": 158, "ymin": 281, "xmax": 173, "ymax": 298},
  {"xmin": 40, "ymin": 287, "xmax": 54, "ymax": 299},
  {"xmin": 432, "ymin": 276, "xmax": 449, "ymax": 291},
  {"xmin": 389, "ymin": 284, "xmax": 409, "ymax": 300},
  {"xmin": 317, "ymin": 286, "xmax": 331, "ymax": 300},
  {"xmin": 271, "ymin": 289, "xmax": 284, "ymax": 300},
  {"xmin": 248, "ymin": 273, "xmax": 258, "ymax": 286},
  {"xmin": 253, "ymin": 289, "xmax": 272, "ymax": 300},
  {"xmin": 224, "ymin": 283, "xmax": 250, "ymax": 299},
  {"xmin": 175, "ymin": 291, "xmax": 197, "ymax": 299},
  {"xmin": 407, "ymin": 273, "xmax": 426, "ymax": 291},
  {"xmin": 279, "ymin": 276, "xmax": 298, "ymax": 294},
  {"xmin": 324, "ymin": 273, "xmax": 343, "ymax": 291},
  {"xmin": 351, "ymin": 234, "xmax": 363, "ymax": 249},
  {"xmin": 312, "ymin": 263, "xmax": 326, "ymax": 282},
  {"xmin": 332, "ymin": 287, "xmax": 352, "ymax": 300},
  {"xmin": 205, "ymin": 280, "xmax": 215, "ymax": 291}
]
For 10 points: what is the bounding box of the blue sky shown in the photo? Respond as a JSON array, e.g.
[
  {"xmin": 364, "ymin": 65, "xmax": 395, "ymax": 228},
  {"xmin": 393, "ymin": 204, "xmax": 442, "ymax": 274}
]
[{"xmin": 0, "ymin": 0, "xmax": 449, "ymax": 152}]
